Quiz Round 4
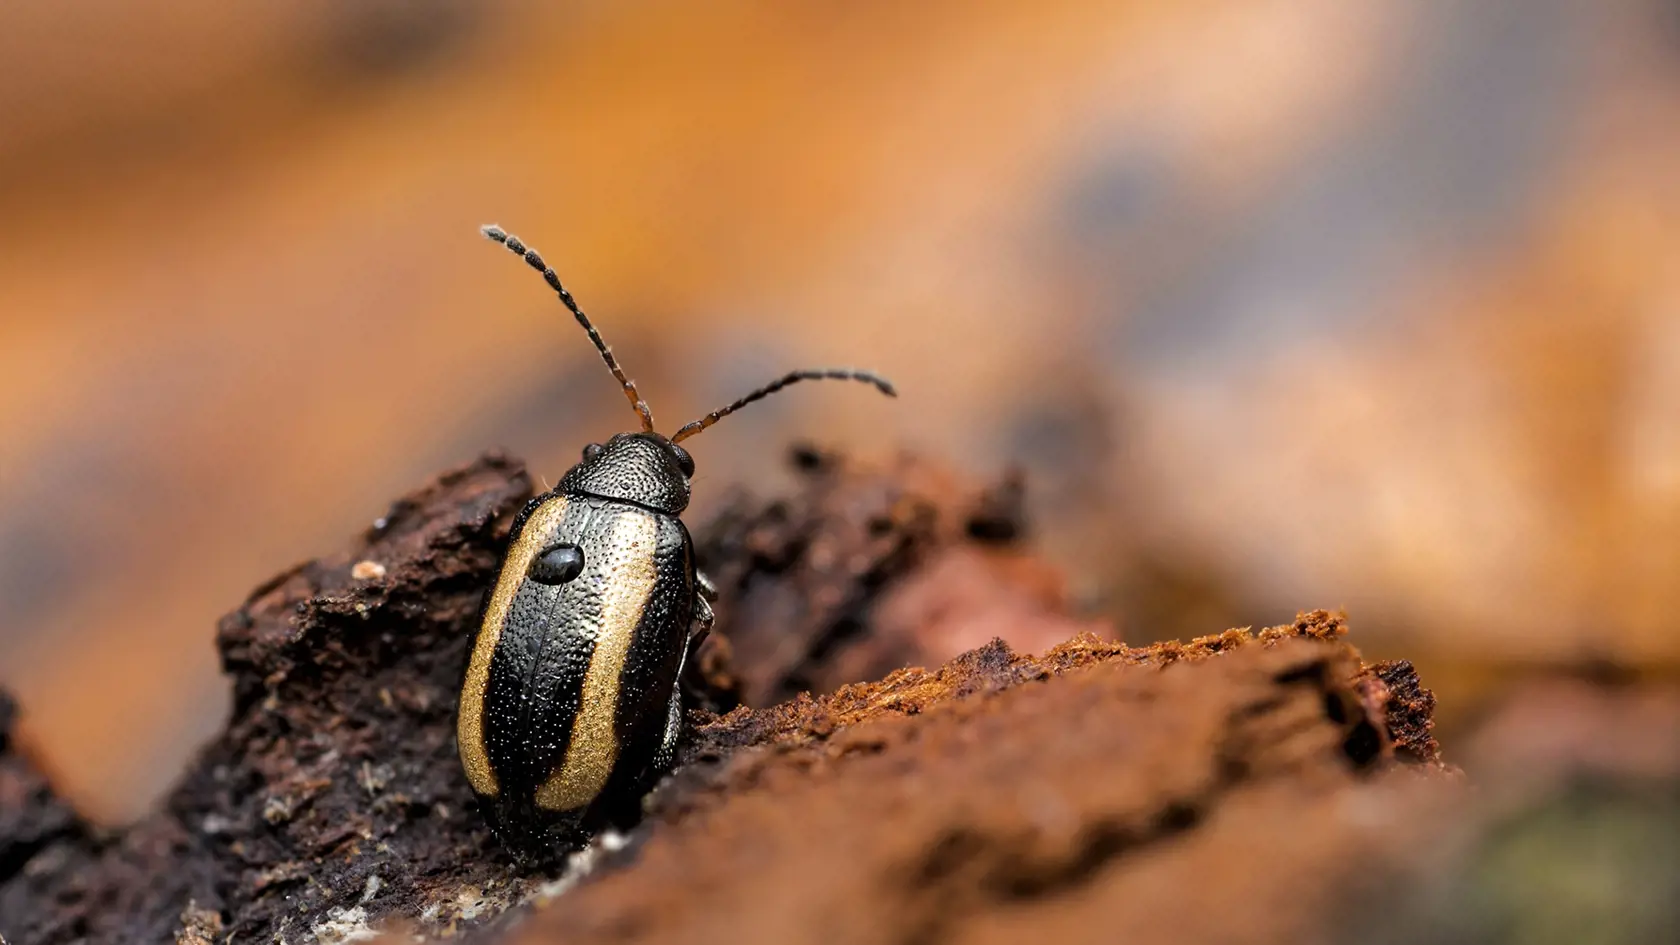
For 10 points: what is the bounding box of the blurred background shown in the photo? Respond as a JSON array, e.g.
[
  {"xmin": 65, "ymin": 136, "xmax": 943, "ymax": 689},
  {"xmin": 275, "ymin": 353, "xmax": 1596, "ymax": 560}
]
[{"xmin": 0, "ymin": 0, "xmax": 1676, "ymax": 824}]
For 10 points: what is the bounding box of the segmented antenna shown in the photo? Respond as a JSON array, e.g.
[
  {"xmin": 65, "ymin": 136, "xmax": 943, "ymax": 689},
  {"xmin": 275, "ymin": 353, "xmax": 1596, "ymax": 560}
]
[
  {"xmin": 671, "ymin": 369, "xmax": 897, "ymax": 443},
  {"xmin": 482, "ymin": 225, "xmax": 655, "ymax": 432}
]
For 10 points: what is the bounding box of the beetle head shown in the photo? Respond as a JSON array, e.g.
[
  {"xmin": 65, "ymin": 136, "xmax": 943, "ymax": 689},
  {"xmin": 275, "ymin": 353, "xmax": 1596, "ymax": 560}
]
[{"xmin": 558, "ymin": 432, "xmax": 692, "ymax": 514}]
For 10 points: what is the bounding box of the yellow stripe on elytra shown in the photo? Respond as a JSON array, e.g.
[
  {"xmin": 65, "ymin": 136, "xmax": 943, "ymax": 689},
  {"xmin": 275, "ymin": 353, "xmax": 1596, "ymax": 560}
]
[
  {"xmin": 457, "ymin": 495, "xmax": 570, "ymax": 797},
  {"xmin": 534, "ymin": 509, "xmax": 658, "ymax": 811}
]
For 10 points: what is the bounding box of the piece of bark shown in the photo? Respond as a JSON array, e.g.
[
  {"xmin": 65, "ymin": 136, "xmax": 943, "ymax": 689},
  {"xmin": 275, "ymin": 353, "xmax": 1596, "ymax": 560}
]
[
  {"xmin": 0, "ymin": 692, "xmax": 82, "ymax": 895},
  {"xmin": 526, "ymin": 623, "xmax": 1433, "ymax": 945},
  {"xmin": 692, "ymin": 445, "xmax": 1093, "ymax": 711},
  {"xmin": 0, "ymin": 451, "xmax": 1447, "ymax": 945},
  {"xmin": 1, "ymin": 454, "xmax": 539, "ymax": 945}
]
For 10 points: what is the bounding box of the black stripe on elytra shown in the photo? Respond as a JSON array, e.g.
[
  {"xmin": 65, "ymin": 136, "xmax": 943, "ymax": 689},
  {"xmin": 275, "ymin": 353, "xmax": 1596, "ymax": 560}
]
[
  {"xmin": 461, "ymin": 491, "xmax": 550, "ymax": 782},
  {"xmin": 595, "ymin": 513, "xmax": 695, "ymax": 807},
  {"xmin": 482, "ymin": 497, "xmax": 606, "ymax": 798},
  {"xmin": 462, "ymin": 490, "xmax": 549, "ymax": 696}
]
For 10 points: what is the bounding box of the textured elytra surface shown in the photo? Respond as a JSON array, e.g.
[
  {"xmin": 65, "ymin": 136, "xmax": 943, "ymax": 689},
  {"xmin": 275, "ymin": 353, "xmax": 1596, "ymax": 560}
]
[
  {"xmin": 471, "ymin": 490, "xmax": 695, "ymax": 859},
  {"xmin": 0, "ymin": 448, "xmax": 1488, "ymax": 945}
]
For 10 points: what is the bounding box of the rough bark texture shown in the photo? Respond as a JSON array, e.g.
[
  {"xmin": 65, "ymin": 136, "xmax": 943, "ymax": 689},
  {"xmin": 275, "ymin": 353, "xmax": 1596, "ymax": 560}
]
[
  {"xmin": 0, "ymin": 693, "xmax": 82, "ymax": 893},
  {"xmin": 688, "ymin": 447, "xmax": 1090, "ymax": 712},
  {"xmin": 1, "ymin": 454, "xmax": 537, "ymax": 945},
  {"xmin": 2, "ymin": 448, "xmax": 1670, "ymax": 944}
]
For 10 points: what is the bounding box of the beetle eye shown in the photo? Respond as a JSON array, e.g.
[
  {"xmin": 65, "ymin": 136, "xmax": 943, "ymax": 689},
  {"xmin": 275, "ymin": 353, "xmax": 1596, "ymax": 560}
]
[
  {"xmin": 529, "ymin": 542, "xmax": 585, "ymax": 585},
  {"xmin": 669, "ymin": 442, "xmax": 695, "ymax": 477},
  {"xmin": 582, "ymin": 443, "xmax": 605, "ymax": 463}
]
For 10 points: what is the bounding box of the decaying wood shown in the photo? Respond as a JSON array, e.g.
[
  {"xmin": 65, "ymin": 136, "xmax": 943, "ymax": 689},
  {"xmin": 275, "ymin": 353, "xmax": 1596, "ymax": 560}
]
[{"xmin": 17, "ymin": 448, "xmax": 1665, "ymax": 945}]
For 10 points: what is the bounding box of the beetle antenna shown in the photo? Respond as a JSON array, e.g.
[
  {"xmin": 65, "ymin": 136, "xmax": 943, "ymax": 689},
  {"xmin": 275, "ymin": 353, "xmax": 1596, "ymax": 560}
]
[
  {"xmin": 670, "ymin": 369, "xmax": 896, "ymax": 443},
  {"xmin": 482, "ymin": 225, "xmax": 655, "ymax": 433}
]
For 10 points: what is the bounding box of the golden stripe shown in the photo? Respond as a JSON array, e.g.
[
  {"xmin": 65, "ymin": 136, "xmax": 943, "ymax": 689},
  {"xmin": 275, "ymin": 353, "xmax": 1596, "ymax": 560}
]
[
  {"xmin": 457, "ymin": 495, "xmax": 570, "ymax": 796},
  {"xmin": 535, "ymin": 510, "xmax": 658, "ymax": 811}
]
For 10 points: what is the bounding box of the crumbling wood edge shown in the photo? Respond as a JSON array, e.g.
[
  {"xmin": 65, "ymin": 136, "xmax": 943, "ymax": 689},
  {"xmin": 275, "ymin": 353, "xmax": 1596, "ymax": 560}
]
[{"xmin": 0, "ymin": 449, "xmax": 1444, "ymax": 945}]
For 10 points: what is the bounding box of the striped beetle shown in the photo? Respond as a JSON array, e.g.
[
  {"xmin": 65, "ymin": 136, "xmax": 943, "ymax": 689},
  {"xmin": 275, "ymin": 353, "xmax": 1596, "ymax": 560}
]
[{"xmin": 457, "ymin": 225, "xmax": 895, "ymax": 861}]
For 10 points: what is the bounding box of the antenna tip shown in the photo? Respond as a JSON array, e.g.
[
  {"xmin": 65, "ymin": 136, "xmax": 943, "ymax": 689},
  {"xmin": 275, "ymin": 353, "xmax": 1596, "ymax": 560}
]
[
  {"xmin": 857, "ymin": 371, "xmax": 897, "ymax": 397},
  {"xmin": 481, "ymin": 224, "xmax": 508, "ymax": 243}
]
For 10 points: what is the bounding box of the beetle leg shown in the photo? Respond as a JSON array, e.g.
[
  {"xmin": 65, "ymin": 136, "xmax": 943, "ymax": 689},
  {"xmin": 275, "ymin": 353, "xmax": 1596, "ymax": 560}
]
[
  {"xmin": 689, "ymin": 591, "xmax": 714, "ymax": 651},
  {"xmin": 696, "ymin": 569, "xmax": 719, "ymax": 601}
]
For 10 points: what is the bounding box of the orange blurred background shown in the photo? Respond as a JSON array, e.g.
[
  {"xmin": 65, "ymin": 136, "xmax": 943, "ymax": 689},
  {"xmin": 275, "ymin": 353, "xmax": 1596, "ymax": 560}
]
[{"xmin": 1, "ymin": 0, "xmax": 1676, "ymax": 823}]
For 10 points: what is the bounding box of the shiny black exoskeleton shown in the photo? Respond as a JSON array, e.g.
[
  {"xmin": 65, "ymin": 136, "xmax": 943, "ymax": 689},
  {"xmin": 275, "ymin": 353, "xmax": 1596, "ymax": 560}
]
[{"xmin": 456, "ymin": 226, "xmax": 895, "ymax": 862}]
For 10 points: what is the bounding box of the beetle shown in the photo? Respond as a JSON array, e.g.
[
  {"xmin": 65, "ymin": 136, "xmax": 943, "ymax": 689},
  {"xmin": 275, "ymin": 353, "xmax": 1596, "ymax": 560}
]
[{"xmin": 457, "ymin": 225, "xmax": 896, "ymax": 862}]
